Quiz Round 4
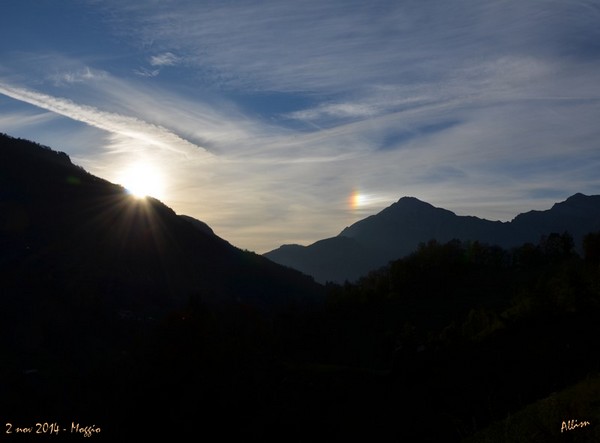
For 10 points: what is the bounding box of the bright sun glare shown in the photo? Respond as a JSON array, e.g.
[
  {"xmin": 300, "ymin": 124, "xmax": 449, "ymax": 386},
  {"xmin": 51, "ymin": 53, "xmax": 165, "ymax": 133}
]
[{"xmin": 118, "ymin": 163, "xmax": 165, "ymax": 200}]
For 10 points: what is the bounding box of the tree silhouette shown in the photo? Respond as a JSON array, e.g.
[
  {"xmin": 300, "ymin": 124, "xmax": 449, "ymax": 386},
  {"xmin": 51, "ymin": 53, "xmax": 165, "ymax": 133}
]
[{"xmin": 583, "ymin": 231, "xmax": 600, "ymax": 264}]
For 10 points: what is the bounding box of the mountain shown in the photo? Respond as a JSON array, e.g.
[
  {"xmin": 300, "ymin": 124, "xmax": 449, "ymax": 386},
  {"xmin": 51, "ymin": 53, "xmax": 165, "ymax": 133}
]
[
  {"xmin": 265, "ymin": 194, "xmax": 600, "ymax": 283},
  {"xmin": 179, "ymin": 214, "xmax": 216, "ymax": 235},
  {"xmin": 0, "ymin": 132, "xmax": 327, "ymax": 439},
  {"xmin": 0, "ymin": 133, "xmax": 323, "ymax": 314}
]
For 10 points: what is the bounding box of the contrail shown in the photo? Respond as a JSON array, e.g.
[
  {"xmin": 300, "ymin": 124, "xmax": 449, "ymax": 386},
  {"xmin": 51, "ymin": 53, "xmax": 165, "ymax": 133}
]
[{"xmin": 0, "ymin": 82, "xmax": 210, "ymax": 157}]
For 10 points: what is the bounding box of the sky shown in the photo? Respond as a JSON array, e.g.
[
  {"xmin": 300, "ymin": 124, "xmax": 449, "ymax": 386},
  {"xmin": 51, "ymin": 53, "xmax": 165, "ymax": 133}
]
[{"xmin": 2, "ymin": 0, "xmax": 600, "ymax": 253}]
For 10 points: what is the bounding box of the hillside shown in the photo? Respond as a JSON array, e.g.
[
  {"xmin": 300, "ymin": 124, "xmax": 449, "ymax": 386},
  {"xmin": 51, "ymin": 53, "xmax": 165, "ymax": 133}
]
[
  {"xmin": 0, "ymin": 133, "xmax": 322, "ymax": 312},
  {"xmin": 318, "ymin": 235, "xmax": 600, "ymax": 441},
  {"xmin": 0, "ymin": 133, "xmax": 324, "ymax": 439},
  {"xmin": 462, "ymin": 373, "xmax": 600, "ymax": 442},
  {"xmin": 265, "ymin": 194, "xmax": 600, "ymax": 283}
]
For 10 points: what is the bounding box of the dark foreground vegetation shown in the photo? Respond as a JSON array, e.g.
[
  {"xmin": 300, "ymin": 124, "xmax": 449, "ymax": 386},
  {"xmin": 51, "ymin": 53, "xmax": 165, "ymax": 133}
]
[
  {"xmin": 4, "ymin": 235, "xmax": 599, "ymax": 442},
  {"xmin": 1, "ymin": 134, "xmax": 599, "ymax": 441}
]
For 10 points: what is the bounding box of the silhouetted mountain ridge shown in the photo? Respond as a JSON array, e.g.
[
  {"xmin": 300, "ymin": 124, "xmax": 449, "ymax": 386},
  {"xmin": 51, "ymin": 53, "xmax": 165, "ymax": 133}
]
[
  {"xmin": 265, "ymin": 193, "xmax": 600, "ymax": 283},
  {"xmin": 0, "ymin": 133, "xmax": 322, "ymax": 316},
  {"xmin": 179, "ymin": 214, "xmax": 216, "ymax": 236},
  {"xmin": 0, "ymin": 132, "xmax": 325, "ymax": 439}
]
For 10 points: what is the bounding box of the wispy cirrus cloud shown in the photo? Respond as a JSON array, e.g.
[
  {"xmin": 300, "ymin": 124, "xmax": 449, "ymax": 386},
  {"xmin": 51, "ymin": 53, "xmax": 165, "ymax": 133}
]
[
  {"xmin": 49, "ymin": 67, "xmax": 106, "ymax": 86},
  {"xmin": 149, "ymin": 52, "xmax": 181, "ymax": 67},
  {"xmin": 133, "ymin": 52, "xmax": 181, "ymax": 78},
  {"xmin": 97, "ymin": 0, "xmax": 600, "ymax": 93},
  {"xmin": 0, "ymin": 109, "xmax": 57, "ymax": 131},
  {"xmin": 0, "ymin": 81, "xmax": 209, "ymax": 156},
  {"xmin": 133, "ymin": 67, "xmax": 160, "ymax": 78}
]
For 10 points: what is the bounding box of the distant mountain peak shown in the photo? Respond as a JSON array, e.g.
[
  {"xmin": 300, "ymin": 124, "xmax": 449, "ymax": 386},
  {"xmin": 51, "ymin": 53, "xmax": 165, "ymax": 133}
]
[
  {"xmin": 385, "ymin": 196, "xmax": 454, "ymax": 217},
  {"xmin": 395, "ymin": 196, "xmax": 430, "ymax": 206},
  {"xmin": 397, "ymin": 195, "xmax": 421, "ymax": 202},
  {"xmin": 563, "ymin": 192, "xmax": 591, "ymax": 205},
  {"xmin": 266, "ymin": 192, "xmax": 600, "ymax": 283},
  {"xmin": 546, "ymin": 192, "xmax": 600, "ymax": 215}
]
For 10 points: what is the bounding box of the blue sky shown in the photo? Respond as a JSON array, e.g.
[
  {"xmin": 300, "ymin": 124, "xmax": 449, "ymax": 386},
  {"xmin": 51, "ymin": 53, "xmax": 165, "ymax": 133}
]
[{"xmin": 2, "ymin": 0, "xmax": 600, "ymax": 253}]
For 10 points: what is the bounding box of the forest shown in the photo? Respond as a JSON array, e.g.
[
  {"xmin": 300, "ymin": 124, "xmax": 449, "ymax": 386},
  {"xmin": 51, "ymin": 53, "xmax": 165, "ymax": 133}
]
[{"xmin": 6, "ymin": 233, "xmax": 598, "ymax": 441}]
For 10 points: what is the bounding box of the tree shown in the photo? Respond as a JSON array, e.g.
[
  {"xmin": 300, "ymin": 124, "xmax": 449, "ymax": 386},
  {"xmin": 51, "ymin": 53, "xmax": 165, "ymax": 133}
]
[
  {"xmin": 539, "ymin": 232, "xmax": 574, "ymax": 262},
  {"xmin": 583, "ymin": 231, "xmax": 600, "ymax": 264}
]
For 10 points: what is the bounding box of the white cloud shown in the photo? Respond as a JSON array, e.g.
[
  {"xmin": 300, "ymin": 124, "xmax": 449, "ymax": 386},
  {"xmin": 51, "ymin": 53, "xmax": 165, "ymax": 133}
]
[
  {"xmin": 49, "ymin": 67, "xmax": 107, "ymax": 86},
  {"xmin": 0, "ymin": 109, "xmax": 57, "ymax": 131},
  {"xmin": 0, "ymin": 81, "xmax": 211, "ymax": 157},
  {"xmin": 134, "ymin": 67, "xmax": 160, "ymax": 77},
  {"xmin": 149, "ymin": 52, "xmax": 181, "ymax": 67},
  {"xmin": 96, "ymin": 1, "xmax": 595, "ymax": 93},
  {"xmin": 287, "ymin": 102, "xmax": 378, "ymax": 123}
]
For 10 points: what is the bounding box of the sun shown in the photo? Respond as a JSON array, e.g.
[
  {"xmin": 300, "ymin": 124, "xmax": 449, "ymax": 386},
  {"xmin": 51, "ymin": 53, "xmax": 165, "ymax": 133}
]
[{"xmin": 118, "ymin": 162, "xmax": 165, "ymax": 200}]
